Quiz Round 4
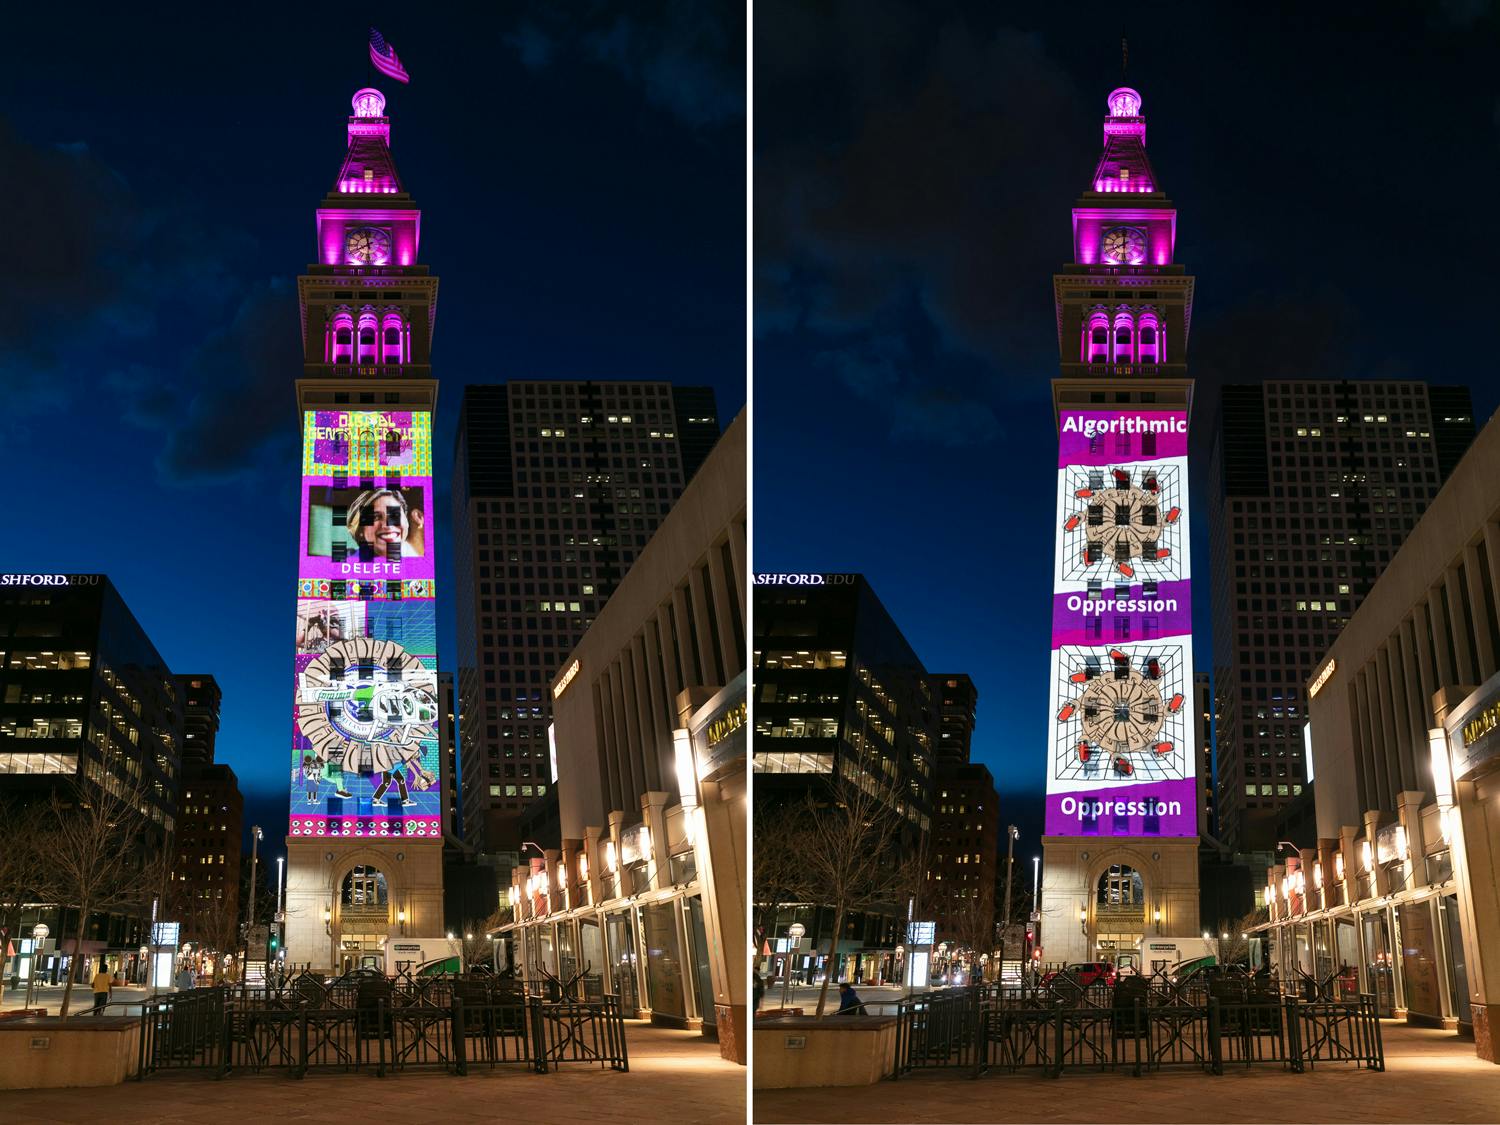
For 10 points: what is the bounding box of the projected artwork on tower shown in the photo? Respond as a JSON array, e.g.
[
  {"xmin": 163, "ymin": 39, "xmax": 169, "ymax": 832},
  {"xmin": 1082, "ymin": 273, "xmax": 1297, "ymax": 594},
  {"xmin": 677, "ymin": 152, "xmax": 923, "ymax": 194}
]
[
  {"xmin": 290, "ymin": 410, "xmax": 442, "ymax": 839},
  {"xmin": 1045, "ymin": 410, "xmax": 1196, "ymax": 837}
]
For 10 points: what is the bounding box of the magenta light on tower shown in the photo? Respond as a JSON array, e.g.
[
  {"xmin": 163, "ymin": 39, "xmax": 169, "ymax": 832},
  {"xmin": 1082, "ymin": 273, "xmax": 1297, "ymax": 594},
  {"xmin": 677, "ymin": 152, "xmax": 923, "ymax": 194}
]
[{"xmin": 1044, "ymin": 410, "xmax": 1196, "ymax": 837}]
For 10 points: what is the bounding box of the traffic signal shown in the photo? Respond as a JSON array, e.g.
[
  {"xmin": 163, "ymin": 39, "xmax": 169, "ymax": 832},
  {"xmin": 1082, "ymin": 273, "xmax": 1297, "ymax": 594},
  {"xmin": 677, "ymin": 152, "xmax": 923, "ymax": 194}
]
[{"xmin": 268, "ymin": 933, "xmax": 279, "ymax": 953}]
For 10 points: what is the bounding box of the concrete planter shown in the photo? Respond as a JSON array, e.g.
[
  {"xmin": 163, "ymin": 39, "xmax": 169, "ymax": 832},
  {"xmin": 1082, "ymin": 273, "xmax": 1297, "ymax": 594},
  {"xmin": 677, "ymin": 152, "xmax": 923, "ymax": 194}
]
[
  {"xmin": 0, "ymin": 1017, "xmax": 142, "ymax": 1089},
  {"xmin": 752, "ymin": 1014, "xmax": 897, "ymax": 1089}
]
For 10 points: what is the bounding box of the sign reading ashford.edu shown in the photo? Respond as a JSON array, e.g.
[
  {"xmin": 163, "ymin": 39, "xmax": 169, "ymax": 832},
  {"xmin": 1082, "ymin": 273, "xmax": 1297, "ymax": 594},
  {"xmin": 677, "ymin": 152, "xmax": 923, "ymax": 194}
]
[{"xmin": 1045, "ymin": 411, "xmax": 1196, "ymax": 838}]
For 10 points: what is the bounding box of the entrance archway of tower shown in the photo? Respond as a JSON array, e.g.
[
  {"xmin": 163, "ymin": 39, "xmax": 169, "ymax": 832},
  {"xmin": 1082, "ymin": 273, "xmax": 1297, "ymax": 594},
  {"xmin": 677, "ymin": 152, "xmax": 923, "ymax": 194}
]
[
  {"xmin": 1086, "ymin": 848, "xmax": 1156, "ymax": 974},
  {"xmin": 328, "ymin": 848, "xmax": 401, "ymax": 974}
]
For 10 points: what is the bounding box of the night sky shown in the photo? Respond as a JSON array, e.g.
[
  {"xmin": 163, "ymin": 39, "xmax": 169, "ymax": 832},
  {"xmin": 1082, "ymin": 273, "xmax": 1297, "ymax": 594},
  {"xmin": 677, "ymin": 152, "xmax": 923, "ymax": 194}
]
[
  {"xmin": 753, "ymin": 1, "xmax": 1500, "ymax": 849},
  {"xmin": 5, "ymin": 5, "xmax": 745, "ymax": 859}
]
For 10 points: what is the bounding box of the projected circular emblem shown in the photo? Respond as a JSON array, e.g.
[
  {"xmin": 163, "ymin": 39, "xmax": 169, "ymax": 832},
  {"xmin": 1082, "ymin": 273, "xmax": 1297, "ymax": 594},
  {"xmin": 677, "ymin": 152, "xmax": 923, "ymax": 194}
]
[
  {"xmin": 1057, "ymin": 650, "xmax": 1183, "ymax": 777},
  {"xmin": 1061, "ymin": 467, "xmax": 1180, "ymax": 579},
  {"xmin": 297, "ymin": 637, "xmax": 437, "ymax": 786}
]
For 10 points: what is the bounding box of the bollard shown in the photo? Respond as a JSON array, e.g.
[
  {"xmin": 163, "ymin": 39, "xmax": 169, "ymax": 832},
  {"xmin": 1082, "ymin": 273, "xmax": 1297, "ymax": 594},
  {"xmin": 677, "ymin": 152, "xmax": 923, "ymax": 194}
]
[
  {"xmin": 1052, "ymin": 1003, "xmax": 1064, "ymax": 1079},
  {"xmin": 452, "ymin": 995, "xmax": 468, "ymax": 1076},
  {"xmin": 1207, "ymin": 996, "xmax": 1223, "ymax": 1075},
  {"xmin": 1132, "ymin": 998, "xmax": 1144, "ymax": 1078},
  {"xmin": 1284, "ymin": 996, "xmax": 1303, "ymax": 1073},
  {"xmin": 528, "ymin": 995, "xmax": 548, "ymax": 1074},
  {"xmin": 376, "ymin": 998, "xmax": 387, "ymax": 1078},
  {"xmin": 296, "ymin": 1003, "xmax": 309, "ymax": 1079},
  {"xmin": 219, "ymin": 1002, "xmax": 233, "ymax": 1079}
]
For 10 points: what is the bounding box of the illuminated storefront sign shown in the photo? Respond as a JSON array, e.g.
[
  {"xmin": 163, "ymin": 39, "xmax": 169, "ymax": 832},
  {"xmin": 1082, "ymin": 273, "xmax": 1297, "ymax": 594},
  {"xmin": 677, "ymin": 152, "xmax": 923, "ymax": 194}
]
[
  {"xmin": 553, "ymin": 658, "xmax": 581, "ymax": 699},
  {"xmin": 1045, "ymin": 410, "xmax": 1196, "ymax": 837},
  {"xmin": 290, "ymin": 410, "xmax": 442, "ymax": 840},
  {"xmin": 1448, "ymin": 673, "xmax": 1500, "ymax": 782},
  {"xmin": 706, "ymin": 700, "xmax": 746, "ymax": 749},
  {"xmin": 1309, "ymin": 659, "xmax": 1337, "ymax": 698}
]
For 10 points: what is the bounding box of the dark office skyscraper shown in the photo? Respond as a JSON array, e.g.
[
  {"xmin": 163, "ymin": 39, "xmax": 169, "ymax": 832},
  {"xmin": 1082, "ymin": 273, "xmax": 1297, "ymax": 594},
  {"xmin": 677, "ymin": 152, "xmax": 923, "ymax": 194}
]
[
  {"xmin": 932, "ymin": 674, "xmax": 978, "ymax": 768},
  {"xmin": 176, "ymin": 674, "xmax": 222, "ymax": 770},
  {"xmin": 1209, "ymin": 380, "xmax": 1475, "ymax": 853},
  {"xmin": 452, "ymin": 381, "xmax": 720, "ymax": 852}
]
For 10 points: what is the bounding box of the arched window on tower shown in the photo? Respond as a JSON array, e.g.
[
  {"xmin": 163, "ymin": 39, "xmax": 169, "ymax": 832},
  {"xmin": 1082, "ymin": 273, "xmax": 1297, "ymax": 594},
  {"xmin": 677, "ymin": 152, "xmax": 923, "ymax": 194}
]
[
  {"xmin": 357, "ymin": 311, "xmax": 378, "ymax": 365},
  {"xmin": 382, "ymin": 312, "xmax": 404, "ymax": 365},
  {"xmin": 1137, "ymin": 311, "xmax": 1160, "ymax": 366},
  {"xmin": 1085, "ymin": 310, "xmax": 1111, "ymax": 364},
  {"xmin": 1113, "ymin": 313, "xmax": 1134, "ymax": 364},
  {"xmin": 329, "ymin": 310, "xmax": 354, "ymax": 364}
]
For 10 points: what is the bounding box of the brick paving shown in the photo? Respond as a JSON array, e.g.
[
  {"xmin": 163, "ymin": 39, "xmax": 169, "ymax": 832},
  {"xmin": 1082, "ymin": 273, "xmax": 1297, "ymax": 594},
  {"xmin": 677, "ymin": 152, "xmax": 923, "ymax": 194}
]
[
  {"xmin": 2, "ymin": 1021, "xmax": 745, "ymax": 1124},
  {"xmin": 752, "ymin": 1022, "xmax": 1500, "ymax": 1124}
]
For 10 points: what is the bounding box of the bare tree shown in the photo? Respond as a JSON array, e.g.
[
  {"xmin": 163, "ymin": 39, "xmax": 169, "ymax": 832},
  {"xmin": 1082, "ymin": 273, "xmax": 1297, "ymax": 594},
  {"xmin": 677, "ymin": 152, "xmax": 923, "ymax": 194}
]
[
  {"xmin": 48, "ymin": 779, "xmax": 167, "ymax": 1017},
  {"xmin": 798, "ymin": 777, "xmax": 923, "ymax": 1018},
  {"xmin": 0, "ymin": 800, "xmax": 56, "ymax": 1008},
  {"xmin": 751, "ymin": 799, "xmax": 813, "ymax": 965},
  {"xmin": 458, "ymin": 911, "xmax": 505, "ymax": 972},
  {"xmin": 1210, "ymin": 911, "xmax": 1262, "ymax": 968},
  {"xmin": 947, "ymin": 889, "xmax": 998, "ymax": 977}
]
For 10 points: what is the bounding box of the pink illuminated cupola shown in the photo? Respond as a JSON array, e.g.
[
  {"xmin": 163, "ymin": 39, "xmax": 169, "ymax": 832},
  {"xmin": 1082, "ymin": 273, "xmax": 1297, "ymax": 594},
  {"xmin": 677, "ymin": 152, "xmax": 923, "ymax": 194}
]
[
  {"xmin": 298, "ymin": 88, "xmax": 438, "ymax": 378},
  {"xmin": 1094, "ymin": 87, "xmax": 1155, "ymax": 193},
  {"xmin": 339, "ymin": 88, "xmax": 402, "ymax": 195},
  {"xmin": 1052, "ymin": 83, "xmax": 1194, "ymax": 377}
]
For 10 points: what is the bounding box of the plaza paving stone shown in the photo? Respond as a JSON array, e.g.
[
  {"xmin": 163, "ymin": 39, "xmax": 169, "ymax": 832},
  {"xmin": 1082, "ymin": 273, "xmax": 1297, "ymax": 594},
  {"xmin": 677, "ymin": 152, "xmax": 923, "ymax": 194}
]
[
  {"xmin": 1, "ymin": 1021, "xmax": 745, "ymax": 1124},
  {"xmin": 752, "ymin": 1021, "xmax": 1500, "ymax": 1124}
]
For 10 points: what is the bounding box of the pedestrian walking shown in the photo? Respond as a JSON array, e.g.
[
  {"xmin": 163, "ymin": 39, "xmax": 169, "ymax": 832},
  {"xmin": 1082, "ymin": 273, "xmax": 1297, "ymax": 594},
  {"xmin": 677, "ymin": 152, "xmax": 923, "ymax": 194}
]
[
  {"xmin": 91, "ymin": 964, "xmax": 114, "ymax": 1015},
  {"xmin": 753, "ymin": 971, "xmax": 764, "ymax": 1012},
  {"xmin": 836, "ymin": 981, "xmax": 866, "ymax": 1016},
  {"xmin": 175, "ymin": 964, "xmax": 196, "ymax": 992}
]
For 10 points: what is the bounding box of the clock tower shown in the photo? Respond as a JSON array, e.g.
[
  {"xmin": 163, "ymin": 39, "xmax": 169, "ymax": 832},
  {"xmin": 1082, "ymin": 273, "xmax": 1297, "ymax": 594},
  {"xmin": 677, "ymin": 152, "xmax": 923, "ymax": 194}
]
[
  {"xmin": 283, "ymin": 88, "xmax": 446, "ymax": 974},
  {"xmin": 1039, "ymin": 87, "xmax": 1204, "ymax": 972}
]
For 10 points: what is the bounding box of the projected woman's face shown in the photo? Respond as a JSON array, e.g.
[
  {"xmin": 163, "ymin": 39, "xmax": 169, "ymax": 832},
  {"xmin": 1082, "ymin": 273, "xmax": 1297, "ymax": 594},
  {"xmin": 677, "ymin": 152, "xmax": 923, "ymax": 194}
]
[{"xmin": 360, "ymin": 495, "xmax": 407, "ymax": 557}]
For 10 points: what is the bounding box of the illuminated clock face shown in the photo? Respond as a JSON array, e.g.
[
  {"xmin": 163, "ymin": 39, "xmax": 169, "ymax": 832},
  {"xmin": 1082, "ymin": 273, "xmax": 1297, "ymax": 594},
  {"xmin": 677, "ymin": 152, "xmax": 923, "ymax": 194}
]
[
  {"xmin": 1101, "ymin": 227, "xmax": 1146, "ymax": 265},
  {"xmin": 345, "ymin": 227, "xmax": 393, "ymax": 266}
]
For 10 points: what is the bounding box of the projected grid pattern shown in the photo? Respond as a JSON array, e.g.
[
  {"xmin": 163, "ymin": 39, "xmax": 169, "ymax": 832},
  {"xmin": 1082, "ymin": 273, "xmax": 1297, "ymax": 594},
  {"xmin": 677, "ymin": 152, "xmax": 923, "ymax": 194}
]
[
  {"xmin": 1051, "ymin": 641, "xmax": 1189, "ymax": 786},
  {"xmin": 1057, "ymin": 461, "xmax": 1185, "ymax": 587}
]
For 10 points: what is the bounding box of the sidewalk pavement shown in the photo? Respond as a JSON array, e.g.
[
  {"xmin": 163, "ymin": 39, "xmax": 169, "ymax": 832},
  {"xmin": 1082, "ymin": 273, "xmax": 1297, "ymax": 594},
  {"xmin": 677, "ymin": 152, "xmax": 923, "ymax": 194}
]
[
  {"xmin": 753, "ymin": 1020, "xmax": 1500, "ymax": 1124},
  {"xmin": 3, "ymin": 1020, "xmax": 745, "ymax": 1125},
  {"xmin": 2, "ymin": 983, "xmax": 168, "ymax": 1018},
  {"xmin": 760, "ymin": 981, "xmax": 953, "ymax": 1015}
]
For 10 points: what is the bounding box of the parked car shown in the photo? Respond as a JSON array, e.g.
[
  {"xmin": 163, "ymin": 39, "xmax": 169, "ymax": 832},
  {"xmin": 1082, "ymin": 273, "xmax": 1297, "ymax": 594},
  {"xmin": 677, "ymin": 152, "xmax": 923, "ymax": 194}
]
[{"xmin": 1042, "ymin": 962, "xmax": 1117, "ymax": 988}]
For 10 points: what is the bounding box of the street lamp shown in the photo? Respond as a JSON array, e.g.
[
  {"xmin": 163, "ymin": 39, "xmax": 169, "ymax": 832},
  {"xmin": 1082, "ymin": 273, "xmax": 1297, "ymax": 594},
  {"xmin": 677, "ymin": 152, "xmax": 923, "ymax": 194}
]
[
  {"xmin": 25, "ymin": 923, "xmax": 49, "ymax": 1009},
  {"xmin": 397, "ymin": 908, "xmax": 407, "ymax": 935},
  {"xmin": 323, "ymin": 906, "xmax": 332, "ymax": 935},
  {"xmin": 782, "ymin": 922, "xmax": 806, "ymax": 1009}
]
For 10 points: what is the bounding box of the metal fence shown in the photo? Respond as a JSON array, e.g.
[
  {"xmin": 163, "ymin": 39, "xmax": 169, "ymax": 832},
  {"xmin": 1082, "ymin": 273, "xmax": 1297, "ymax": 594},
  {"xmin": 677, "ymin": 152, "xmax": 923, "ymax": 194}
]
[
  {"xmin": 139, "ymin": 981, "xmax": 629, "ymax": 1079},
  {"xmin": 891, "ymin": 986, "xmax": 1384, "ymax": 1080}
]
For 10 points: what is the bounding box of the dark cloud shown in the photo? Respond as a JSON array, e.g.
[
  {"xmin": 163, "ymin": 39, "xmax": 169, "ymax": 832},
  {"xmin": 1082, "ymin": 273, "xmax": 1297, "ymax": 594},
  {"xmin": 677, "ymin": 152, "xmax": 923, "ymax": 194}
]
[
  {"xmin": 815, "ymin": 329, "xmax": 1001, "ymax": 448},
  {"xmin": 0, "ymin": 121, "xmax": 138, "ymax": 414},
  {"xmin": 756, "ymin": 4, "xmax": 1089, "ymax": 444},
  {"xmin": 500, "ymin": 0, "xmax": 744, "ymax": 127},
  {"xmin": 156, "ymin": 281, "xmax": 302, "ymax": 484},
  {"xmin": 0, "ymin": 113, "xmax": 273, "ymax": 482},
  {"xmin": 1192, "ymin": 284, "xmax": 1364, "ymax": 389},
  {"xmin": 506, "ymin": 21, "xmax": 556, "ymax": 70}
]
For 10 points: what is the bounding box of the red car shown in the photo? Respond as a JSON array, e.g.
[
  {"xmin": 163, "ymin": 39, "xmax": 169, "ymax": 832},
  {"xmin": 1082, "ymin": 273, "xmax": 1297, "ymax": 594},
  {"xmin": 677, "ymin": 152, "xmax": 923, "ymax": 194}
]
[{"xmin": 1042, "ymin": 962, "xmax": 1117, "ymax": 988}]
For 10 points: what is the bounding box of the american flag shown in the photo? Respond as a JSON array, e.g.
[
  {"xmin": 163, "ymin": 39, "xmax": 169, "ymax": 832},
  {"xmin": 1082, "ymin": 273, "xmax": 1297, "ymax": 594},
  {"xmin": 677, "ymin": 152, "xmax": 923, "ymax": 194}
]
[{"xmin": 369, "ymin": 28, "xmax": 410, "ymax": 84}]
